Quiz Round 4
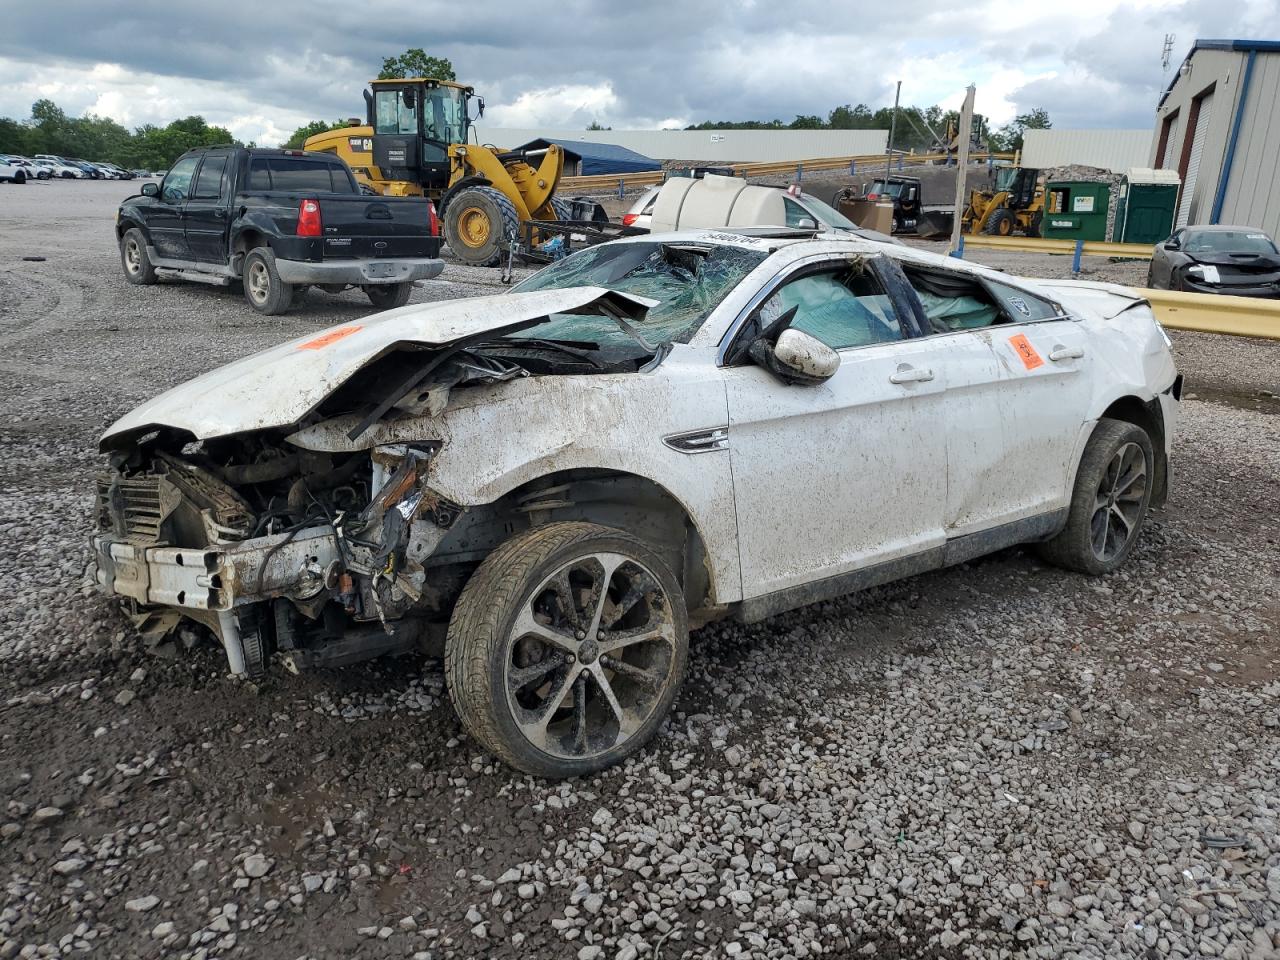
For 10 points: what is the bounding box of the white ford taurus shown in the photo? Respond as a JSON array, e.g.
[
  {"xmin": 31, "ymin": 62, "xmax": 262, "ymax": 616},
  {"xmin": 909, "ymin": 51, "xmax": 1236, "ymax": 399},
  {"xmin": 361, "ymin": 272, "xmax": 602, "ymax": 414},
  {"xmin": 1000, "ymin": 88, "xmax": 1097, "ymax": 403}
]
[{"xmin": 93, "ymin": 228, "xmax": 1180, "ymax": 777}]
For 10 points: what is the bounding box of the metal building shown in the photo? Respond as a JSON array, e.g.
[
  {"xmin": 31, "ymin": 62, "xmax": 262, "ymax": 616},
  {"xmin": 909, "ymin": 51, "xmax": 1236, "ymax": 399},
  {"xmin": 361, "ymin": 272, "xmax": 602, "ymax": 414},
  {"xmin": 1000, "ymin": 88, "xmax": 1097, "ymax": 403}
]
[
  {"xmin": 1151, "ymin": 39, "xmax": 1280, "ymax": 235},
  {"xmin": 1021, "ymin": 129, "xmax": 1152, "ymax": 173},
  {"xmin": 474, "ymin": 128, "xmax": 889, "ymax": 164}
]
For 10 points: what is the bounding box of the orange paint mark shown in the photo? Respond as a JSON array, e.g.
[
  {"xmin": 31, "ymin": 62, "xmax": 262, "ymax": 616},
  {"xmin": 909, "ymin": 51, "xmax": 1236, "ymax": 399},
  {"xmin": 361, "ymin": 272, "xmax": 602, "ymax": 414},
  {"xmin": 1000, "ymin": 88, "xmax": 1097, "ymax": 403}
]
[
  {"xmin": 1008, "ymin": 334, "xmax": 1043, "ymax": 370},
  {"xmin": 297, "ymin": 325, "xmax": 363, "ymax": 351}
]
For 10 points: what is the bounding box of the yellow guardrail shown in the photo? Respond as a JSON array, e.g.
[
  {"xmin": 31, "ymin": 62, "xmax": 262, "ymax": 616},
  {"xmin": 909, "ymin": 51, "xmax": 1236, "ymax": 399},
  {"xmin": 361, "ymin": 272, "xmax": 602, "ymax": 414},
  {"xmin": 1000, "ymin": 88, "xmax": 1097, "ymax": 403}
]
[
  {"xmin": 1137, "ymin": 288, "xmax": 1280, "ymax": 339},
  {"xmin": 561, "ymin": 152, "xmax": 1016, "ymax": 194},
  {"xmin": 959, "ymin": 235, "xmax": 1154, "ymax": 260}
]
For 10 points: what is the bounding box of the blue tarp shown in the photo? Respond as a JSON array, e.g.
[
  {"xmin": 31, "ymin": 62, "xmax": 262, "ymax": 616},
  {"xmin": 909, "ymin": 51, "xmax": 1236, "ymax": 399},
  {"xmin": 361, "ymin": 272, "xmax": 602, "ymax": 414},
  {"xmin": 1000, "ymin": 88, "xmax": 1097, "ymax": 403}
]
[{"xmin": 514, "ymin": 138, "xmax": 662, "ymax": 176}]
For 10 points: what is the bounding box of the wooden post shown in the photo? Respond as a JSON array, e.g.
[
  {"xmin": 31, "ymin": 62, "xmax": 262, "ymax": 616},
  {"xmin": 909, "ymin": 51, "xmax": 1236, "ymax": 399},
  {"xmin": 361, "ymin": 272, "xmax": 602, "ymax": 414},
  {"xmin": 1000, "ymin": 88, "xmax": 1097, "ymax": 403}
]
[{"xmin": 948, "ymin": 85, "xmax": 977, "ymax": 257}]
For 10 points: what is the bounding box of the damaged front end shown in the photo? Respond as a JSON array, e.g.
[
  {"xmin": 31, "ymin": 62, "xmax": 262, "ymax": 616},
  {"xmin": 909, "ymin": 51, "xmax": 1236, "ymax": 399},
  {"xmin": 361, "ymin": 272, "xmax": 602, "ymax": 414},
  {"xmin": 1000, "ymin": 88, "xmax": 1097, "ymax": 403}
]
[{"xmin": 92, "ymin": 435, "xmax": 462, "ymax": 675}]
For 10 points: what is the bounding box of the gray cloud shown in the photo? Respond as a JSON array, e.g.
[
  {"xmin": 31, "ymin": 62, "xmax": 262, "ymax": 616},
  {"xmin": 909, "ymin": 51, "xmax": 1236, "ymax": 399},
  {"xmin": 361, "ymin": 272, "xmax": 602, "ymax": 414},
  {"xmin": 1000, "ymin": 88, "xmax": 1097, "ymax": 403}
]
[{"xmin": 2, "ymin": 0, "xmax": 1277, "ymax": 141}]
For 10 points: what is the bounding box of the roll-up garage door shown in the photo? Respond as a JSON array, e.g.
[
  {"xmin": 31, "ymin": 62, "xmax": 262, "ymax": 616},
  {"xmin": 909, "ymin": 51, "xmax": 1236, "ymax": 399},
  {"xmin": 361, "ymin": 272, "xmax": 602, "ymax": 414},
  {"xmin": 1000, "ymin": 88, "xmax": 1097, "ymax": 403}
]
[
  {"xmin": 1176, "ymin": 91, "xmax": 1213, "ymax": 227},
  {"xmin": 1159, "ymin": 114, "xmax": 1180, "ymax": 169}
]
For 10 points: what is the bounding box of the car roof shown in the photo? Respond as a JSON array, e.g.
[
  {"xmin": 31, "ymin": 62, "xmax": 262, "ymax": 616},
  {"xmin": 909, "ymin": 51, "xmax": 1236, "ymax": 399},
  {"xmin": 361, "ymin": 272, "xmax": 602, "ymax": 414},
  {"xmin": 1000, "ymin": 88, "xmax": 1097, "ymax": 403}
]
[{"xmin": 1184, "ymin": 224, "xmax": 1272, "ymax": 234}]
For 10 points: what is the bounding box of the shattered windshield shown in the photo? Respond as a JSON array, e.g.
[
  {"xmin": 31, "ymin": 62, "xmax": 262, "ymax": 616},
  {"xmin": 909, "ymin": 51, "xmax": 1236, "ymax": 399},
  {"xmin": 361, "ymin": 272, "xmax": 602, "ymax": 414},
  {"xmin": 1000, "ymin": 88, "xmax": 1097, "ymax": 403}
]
[{"xmin": 509, "ymin": 241, "xmax": 769, "ymax": 350}]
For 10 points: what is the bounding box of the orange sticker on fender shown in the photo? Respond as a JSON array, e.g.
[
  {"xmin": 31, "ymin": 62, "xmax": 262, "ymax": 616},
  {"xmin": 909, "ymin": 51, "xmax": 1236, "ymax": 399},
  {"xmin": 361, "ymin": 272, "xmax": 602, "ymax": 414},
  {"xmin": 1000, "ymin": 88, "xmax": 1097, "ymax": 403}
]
[
  {"xmin": 1008, "ymin": 334, "xmax": 1043, "ymax": 370},
  {"xmin": 298, "ymin": 325, "xmax": 362, "ymax": 350}
]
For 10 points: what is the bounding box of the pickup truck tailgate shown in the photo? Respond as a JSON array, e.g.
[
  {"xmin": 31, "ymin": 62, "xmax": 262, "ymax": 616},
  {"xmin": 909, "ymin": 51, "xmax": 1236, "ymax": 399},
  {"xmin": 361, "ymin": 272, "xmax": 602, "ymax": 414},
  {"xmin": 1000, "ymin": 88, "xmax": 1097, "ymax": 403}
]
[{"xmin": 315, "ymin": 196, "xmax": 438, "ymax": 259}]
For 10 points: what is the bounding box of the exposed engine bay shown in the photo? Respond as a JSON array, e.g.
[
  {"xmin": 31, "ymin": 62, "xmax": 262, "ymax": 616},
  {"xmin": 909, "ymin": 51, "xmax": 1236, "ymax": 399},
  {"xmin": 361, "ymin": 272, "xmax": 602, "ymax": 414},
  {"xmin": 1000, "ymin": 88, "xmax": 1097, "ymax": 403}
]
[{"xmin": 92, "ymin": 333, "xmax": 650, "ymax": 676}]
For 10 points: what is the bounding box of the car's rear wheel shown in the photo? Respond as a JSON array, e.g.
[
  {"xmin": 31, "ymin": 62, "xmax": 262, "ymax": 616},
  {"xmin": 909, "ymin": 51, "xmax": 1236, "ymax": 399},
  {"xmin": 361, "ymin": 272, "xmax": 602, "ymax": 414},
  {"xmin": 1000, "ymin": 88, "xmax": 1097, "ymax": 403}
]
[
  {"xmin": 120, "ymin": 228, "xmax": 158, "ymax": 285},
  {"xmin": 1038, "ymin": 418, "xmax": 1154, "ymax": 575},
  {"xmin": 242, "ymin": 247, "xmax": 293, "ymax": 315},
  {"xmin": 364, "ymin": 282, "xmax": 413, "ymax": 310},
  {"xmin": 446, "ymin": 521, "xmax": 688, "ymax": 778}
]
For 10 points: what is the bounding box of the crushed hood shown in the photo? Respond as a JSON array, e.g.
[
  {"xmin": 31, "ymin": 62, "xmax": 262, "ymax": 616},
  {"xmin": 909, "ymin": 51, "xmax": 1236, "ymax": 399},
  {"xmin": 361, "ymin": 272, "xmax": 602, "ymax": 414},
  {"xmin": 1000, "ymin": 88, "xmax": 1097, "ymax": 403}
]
[{"xmin": 101, "ymin": 287, "xmax": 654, "ymax": 449}]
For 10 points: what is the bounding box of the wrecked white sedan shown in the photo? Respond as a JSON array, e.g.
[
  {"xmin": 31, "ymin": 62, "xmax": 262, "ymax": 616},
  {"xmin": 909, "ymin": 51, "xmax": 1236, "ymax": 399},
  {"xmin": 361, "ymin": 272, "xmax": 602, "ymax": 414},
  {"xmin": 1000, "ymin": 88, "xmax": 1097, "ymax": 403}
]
[{"xmin": 93, "ymin": 228, "xmax": 1180, "ymax": 777}]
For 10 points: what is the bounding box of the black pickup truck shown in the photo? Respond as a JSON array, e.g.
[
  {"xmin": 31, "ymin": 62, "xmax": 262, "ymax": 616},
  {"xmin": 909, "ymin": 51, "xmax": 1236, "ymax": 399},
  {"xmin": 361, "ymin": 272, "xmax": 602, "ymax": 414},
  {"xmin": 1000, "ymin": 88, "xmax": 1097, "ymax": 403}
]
[{"xmin": 116, "ymin": 146, "xmax": 444, "ymax": 314}]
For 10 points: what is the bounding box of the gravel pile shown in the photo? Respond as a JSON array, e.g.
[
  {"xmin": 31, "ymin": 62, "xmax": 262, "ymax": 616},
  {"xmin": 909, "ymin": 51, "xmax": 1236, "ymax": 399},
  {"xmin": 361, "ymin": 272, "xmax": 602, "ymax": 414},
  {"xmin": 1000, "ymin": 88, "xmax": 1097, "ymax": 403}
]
[{"xmin": 0, "ymin": 180, "xmax": 1277, "ymax": 959}]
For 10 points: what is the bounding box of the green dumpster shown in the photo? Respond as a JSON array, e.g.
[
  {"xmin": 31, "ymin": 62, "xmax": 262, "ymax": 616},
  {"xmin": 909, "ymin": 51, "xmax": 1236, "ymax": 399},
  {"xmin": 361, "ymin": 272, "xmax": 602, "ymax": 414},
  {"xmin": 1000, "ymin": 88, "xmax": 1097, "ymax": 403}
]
[
  {"xmin": 1112, "ymin": 168, "xmax": 1180, "ymax": 244},
  {"xmin": 1043, "ymin": 181, "xmax": 1111, "ymax": 242}
]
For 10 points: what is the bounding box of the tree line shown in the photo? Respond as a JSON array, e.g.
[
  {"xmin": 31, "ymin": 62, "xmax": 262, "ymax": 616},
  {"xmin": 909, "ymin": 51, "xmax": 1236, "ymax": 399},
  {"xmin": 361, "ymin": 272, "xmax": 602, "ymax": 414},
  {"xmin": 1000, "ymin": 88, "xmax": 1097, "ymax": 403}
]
[
  {"xmin": 682, "ymin": 104, "xmax": 1051, "ymax": 152},
  {"xmin": 0, "ymin": 98, "xmax": 241, "ymax": 170}
]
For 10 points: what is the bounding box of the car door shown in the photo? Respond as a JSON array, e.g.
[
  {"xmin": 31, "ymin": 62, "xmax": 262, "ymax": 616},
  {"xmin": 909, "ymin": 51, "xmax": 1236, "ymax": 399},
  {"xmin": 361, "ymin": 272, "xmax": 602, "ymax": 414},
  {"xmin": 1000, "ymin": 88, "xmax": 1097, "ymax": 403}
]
[
  {"xmin": 895, "ymin": 262, "xmax": 1094, "ymax": 530},
  {"xmin": 184, "ymin": 153, "xmax": 232, "ymax": 262},
  {"xmin": 149, "ymin": 156, "xmax": 199, "ymax": 260},
  {"xmin": 719, "ymin": 255, "xmax": 950, "ymax": 602}
]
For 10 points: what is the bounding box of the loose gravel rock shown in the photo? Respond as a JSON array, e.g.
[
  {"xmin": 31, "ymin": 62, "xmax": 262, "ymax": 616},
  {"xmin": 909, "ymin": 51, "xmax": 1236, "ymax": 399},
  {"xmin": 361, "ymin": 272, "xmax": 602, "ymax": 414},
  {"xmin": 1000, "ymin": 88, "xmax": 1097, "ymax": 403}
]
[{"xmin": 0, "ymin": 180, "xmax": 1277, "ymax": 959}]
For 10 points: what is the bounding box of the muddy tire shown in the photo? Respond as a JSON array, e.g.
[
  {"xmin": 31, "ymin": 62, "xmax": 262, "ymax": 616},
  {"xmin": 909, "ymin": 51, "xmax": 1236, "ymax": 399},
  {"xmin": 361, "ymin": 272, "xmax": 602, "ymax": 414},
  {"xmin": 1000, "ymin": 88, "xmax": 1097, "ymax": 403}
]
[
  {"xmin": 242, "ymin": 247, "xmax": 293, "ymax": 316},
  {"xmin": 364, "ymin": 282, "xmax": 413, "ymax": 310},
  {"xmin": 984, "ymin": 208, "xmax": 1015, "ymax": 236},
  {"xmin": 120, "ymin": 228, "xmax": 158, "ymax": 285},
  {"xmin": 446, "ymin": 521, "xmax": 688, "ymax": 779},
  {"xmin": 1037, "ymin": 418, "xmax": 1155, "ymax": 576},
  {"xmin": 443, "ymin": 185, "xmax": 520, "ymax": 267}
]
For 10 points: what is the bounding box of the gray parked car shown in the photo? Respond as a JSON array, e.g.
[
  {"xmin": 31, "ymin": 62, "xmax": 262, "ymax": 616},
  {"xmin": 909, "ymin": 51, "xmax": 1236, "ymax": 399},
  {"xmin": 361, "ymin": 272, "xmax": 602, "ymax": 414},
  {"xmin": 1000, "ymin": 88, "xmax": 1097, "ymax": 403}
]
[{"xmin": 1147, "ymin": 225, "xmax": 1279, "ymax": 298}]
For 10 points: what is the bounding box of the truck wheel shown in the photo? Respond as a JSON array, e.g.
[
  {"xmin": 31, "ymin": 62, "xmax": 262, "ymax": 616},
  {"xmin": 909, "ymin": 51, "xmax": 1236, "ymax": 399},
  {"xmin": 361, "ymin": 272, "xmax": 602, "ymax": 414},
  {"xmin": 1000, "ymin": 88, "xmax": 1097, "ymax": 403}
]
[
  {"xmin": 1037, "ymin": 419, "xmax": 1155, "ymax": 576},
  {"xmin": 983, "ymin": 208, "xmax": 1015, "ymax": 236},
  {"xmin": 242, "ymin": 247, "xmax": 293, "ymax": 315},
  {"xmin": 364, "ymin": 282, "xmax": 413, "ymax": 310},
  {"xmin": 446, "ymin": 521, "xmax": 689, "ymax": 778},
  {"xmin": 120, "ymin": 228, "xmax": 158, "ymax": 285},
  {"xmin": 443, "ymin": 185, "xmax": 520, "ymax": 267}
]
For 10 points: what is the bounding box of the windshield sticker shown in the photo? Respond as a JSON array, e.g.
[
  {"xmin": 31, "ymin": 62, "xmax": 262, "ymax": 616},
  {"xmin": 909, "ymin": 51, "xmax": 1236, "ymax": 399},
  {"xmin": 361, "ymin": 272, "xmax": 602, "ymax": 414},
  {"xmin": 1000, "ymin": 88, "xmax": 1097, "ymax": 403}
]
[
  {"xmin": 1008, "ymin": 296, "xmax": 1033, "ymax": 317},
  {"xmin": 1248, "ymin": 234, "xmax": 1269, "ymax": 240},
  {"xmin": 702, "ymin": 232, "xmax": 766, "ymax": 246},
  {"xmin": 1008, "ymin": 334, "xmax": 1044, "ymax": 370},
  {"xmin": 298, "ymin": 325, "xmax": 363, "ymax": 350}
]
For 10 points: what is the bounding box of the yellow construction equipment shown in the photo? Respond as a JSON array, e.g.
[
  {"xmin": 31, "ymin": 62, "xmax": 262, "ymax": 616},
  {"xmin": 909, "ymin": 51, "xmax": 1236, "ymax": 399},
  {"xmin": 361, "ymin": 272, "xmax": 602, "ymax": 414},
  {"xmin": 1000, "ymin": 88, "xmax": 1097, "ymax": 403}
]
[
  {"xmin": 962, "ymin": 166, "xmax": 1044, "ymax": 237},
  {"xmin": 305, "ymin": 78, "xmax": 577, "ymax": 266}
]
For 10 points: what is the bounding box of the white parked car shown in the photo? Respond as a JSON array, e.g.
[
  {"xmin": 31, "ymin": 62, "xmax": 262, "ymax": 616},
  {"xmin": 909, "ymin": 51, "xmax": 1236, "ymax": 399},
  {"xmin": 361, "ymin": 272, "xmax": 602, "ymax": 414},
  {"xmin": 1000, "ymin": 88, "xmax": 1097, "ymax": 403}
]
[
  {"xmin": 625, "ymin": 176, "xmax": 898, "ymax": 244},
  {"xmin": 92, "ymin": 229, "xmax": 1179, "ymax": 777},
  {"xmin": 35, "ymin": 154, "xmax": 83, "ymax": 177},
  {"xmin": 33, "ymin": 158, "xmax": 79, "ymax": 178},
  {"xmin": 0, "ymin": 156, "xmax": 29, "ymax": 183},
  {"xmin": 3, "ymin": 156, "xmax": 49, "ymax": 180}
]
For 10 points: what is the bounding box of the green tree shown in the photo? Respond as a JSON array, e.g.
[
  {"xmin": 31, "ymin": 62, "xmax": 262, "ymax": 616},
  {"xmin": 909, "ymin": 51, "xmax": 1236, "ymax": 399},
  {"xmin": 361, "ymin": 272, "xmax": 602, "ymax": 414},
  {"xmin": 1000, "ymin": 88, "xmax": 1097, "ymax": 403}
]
[
  {"xmin": 378, "ymin": 48, "xmax": 456, "ymax": 81},
  {"xmin": 989, "ymin": 108, "xmax": 1051, "ymax": 152},
  {"xmin": 586, "ymin": 120, "xmax": 612, "ymax": 131},
  {"xmin": 284, "ymin": 119, "xmax": 348, "ymax": 149},
  {"xmin": 789, "ymin": 114, "xmax": 825, "ymax": 129}
]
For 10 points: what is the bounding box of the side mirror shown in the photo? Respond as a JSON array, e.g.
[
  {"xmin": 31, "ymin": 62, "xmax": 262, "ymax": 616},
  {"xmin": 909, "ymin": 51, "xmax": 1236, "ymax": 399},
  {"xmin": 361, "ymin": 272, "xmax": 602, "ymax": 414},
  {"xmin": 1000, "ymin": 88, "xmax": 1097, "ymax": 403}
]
[
  {"xmin": 749, "ymin": 327, "xmax": 840, "ymax": 385},
  {"xmin": 477, "ymin": 97, "xmax": 485, "ymax": 118},
  {"xmin": 1163, "ymin": 238, "xmax": 1179, "ymax": 250},
  {"xmin": 141, "ymin": 182, "xmax": 159, "ymax": 197},
  {"xmin": 796, "ymin": 217, "xmax": 818, "ymax": 230}
]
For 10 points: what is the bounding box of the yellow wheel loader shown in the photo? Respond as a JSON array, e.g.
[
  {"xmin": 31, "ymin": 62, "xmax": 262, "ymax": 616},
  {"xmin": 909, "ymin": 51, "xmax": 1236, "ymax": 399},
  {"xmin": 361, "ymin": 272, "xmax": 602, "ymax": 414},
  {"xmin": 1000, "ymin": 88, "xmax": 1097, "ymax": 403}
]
[
  {"xmin": 305, "ymin": 78, "xmax": 586, "ymax": 266},
  {"xmin": 963, "ymin": 166, "xmax": 1044, "ymax": 237}
]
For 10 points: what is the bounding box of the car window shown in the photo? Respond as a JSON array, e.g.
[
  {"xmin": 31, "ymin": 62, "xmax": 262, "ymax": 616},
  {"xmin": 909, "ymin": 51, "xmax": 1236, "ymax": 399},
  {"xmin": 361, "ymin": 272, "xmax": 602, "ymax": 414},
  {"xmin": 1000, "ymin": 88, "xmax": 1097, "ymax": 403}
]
[
  {"xmin": 1184, "ymin": 230, "xmax": 1277, "ymax": 255},
  {"xmin": 784, "ymin": 198, "xmax": 815, "ymax": 228},
  {"xmin": 901, "ymin": 265, "xmax": 1004, "ymax": 332},
  {"xmin": 161, "ymin": 157, "xmax": 199, "ymax": 204},
  {"xmin": 192, "ymin": 156, "xmax": 228, "ymax": 200},
  {"xmin": 511, "ymin": 240, "xmax": 769, "ymax": 350},
  {"xmin": 246, "ymin": 157, "xmax": 355, "ymax": 193},
  {"xmin": 763, "ymin": 265, "xmax": 901, "ymax": 350},
  {"xmin": 984, "ymin": 280, "xmax": 1060, "ymax": 321}
]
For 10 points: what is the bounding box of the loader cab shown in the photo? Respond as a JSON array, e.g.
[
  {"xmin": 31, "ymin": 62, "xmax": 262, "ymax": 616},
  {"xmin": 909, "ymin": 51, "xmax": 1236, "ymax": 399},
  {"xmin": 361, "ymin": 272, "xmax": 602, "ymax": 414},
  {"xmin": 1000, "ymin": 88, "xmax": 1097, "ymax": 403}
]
[
  {"xmin": 367, "ymin": 78, "xmax": 475, "ymax": 189},
  {"xmin": 995, "ymin": 166, "xmax": 1041, "ymax": 211}
]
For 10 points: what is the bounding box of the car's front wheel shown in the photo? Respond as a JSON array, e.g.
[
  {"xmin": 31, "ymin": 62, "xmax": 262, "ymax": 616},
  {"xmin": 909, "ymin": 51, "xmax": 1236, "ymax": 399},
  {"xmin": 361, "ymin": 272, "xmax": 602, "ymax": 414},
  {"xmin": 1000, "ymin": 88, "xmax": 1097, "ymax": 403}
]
[
  {"xmin": 446, "ymin": 521, "xmax": 689, "ymax": 778},
  {"xmin": 120, "ymin": 228, "xmax": 158, "ymax": 285},
  {"xmin": 1038, "ymin": 418, "xmax": 1155, "ymax": 575}
]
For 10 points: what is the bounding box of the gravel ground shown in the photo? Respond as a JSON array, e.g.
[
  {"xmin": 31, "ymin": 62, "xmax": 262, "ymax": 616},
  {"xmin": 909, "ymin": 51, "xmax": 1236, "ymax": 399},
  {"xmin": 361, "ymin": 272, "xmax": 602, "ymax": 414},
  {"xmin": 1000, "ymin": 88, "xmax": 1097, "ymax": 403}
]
[{"xmin": 1, "ymin": 179, "xmax": 1278, "ymax": 960}]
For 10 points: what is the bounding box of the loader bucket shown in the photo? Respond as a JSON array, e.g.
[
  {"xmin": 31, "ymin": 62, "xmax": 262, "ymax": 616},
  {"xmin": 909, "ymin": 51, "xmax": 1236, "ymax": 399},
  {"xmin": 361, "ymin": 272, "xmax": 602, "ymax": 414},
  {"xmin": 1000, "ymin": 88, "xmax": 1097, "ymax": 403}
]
[{"xmin": 915, "ymin": 211, "xmax": 955, "ymax": 240}]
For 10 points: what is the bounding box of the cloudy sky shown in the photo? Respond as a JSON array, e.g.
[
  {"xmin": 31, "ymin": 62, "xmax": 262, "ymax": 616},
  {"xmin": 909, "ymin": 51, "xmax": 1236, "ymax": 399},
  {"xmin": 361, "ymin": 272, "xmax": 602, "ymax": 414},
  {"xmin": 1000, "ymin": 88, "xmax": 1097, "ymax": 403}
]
[{"xmin": 1, "ymin": 0, "xmax": 1277, "ymax": 145}]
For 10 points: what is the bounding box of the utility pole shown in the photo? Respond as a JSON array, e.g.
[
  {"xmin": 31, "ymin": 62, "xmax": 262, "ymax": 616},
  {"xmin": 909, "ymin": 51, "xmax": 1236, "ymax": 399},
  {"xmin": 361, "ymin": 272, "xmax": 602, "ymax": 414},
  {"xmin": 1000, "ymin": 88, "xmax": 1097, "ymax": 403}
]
[
  {"xmin": 948, "ymin": 84, "xmax": 976, "ymax": 256},
  {"xmin": 885, "ymin": 80, "xmax": 901, "ymax": 182}
]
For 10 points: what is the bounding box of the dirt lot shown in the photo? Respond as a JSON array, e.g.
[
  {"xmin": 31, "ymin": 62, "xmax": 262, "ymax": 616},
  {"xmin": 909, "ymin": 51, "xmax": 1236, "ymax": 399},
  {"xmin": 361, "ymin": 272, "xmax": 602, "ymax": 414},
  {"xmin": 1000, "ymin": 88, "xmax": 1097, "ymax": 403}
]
[{"xmin": 1, "ymin": 178, "xmax": 1278, "ymax": 960}]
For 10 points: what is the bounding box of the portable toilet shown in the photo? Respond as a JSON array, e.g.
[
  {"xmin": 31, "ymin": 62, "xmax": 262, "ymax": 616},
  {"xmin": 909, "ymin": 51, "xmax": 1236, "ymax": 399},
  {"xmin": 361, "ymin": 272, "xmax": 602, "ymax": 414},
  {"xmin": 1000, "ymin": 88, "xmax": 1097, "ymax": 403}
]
[
  {"xmin": 1043, "ymin": 181, "xmax": 1111, "ymax": 242},
  {"xmin": 1112, "ymin": 168, "xmax": 1180, "ymax": 244}
]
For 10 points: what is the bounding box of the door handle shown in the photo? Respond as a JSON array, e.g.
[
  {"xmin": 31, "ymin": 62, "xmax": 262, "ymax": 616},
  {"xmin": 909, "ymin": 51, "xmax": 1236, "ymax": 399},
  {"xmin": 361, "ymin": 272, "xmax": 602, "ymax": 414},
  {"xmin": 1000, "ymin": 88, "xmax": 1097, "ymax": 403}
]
[
  {"xmin": 1048, "ymin": 345, "xmax": 1085, "ymax": 362},
  {"xmin": 889, "ymin": 364, "xmax": 935, "ymax": 384}
]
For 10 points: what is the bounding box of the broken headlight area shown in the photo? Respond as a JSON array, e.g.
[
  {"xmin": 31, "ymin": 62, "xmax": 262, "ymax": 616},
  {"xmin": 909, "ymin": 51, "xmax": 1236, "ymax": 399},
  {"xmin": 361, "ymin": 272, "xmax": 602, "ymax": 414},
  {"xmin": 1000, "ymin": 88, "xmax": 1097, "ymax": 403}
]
[{"xmin": 92, "ymin": 433, "xmax": 463, "ymax": 676}]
